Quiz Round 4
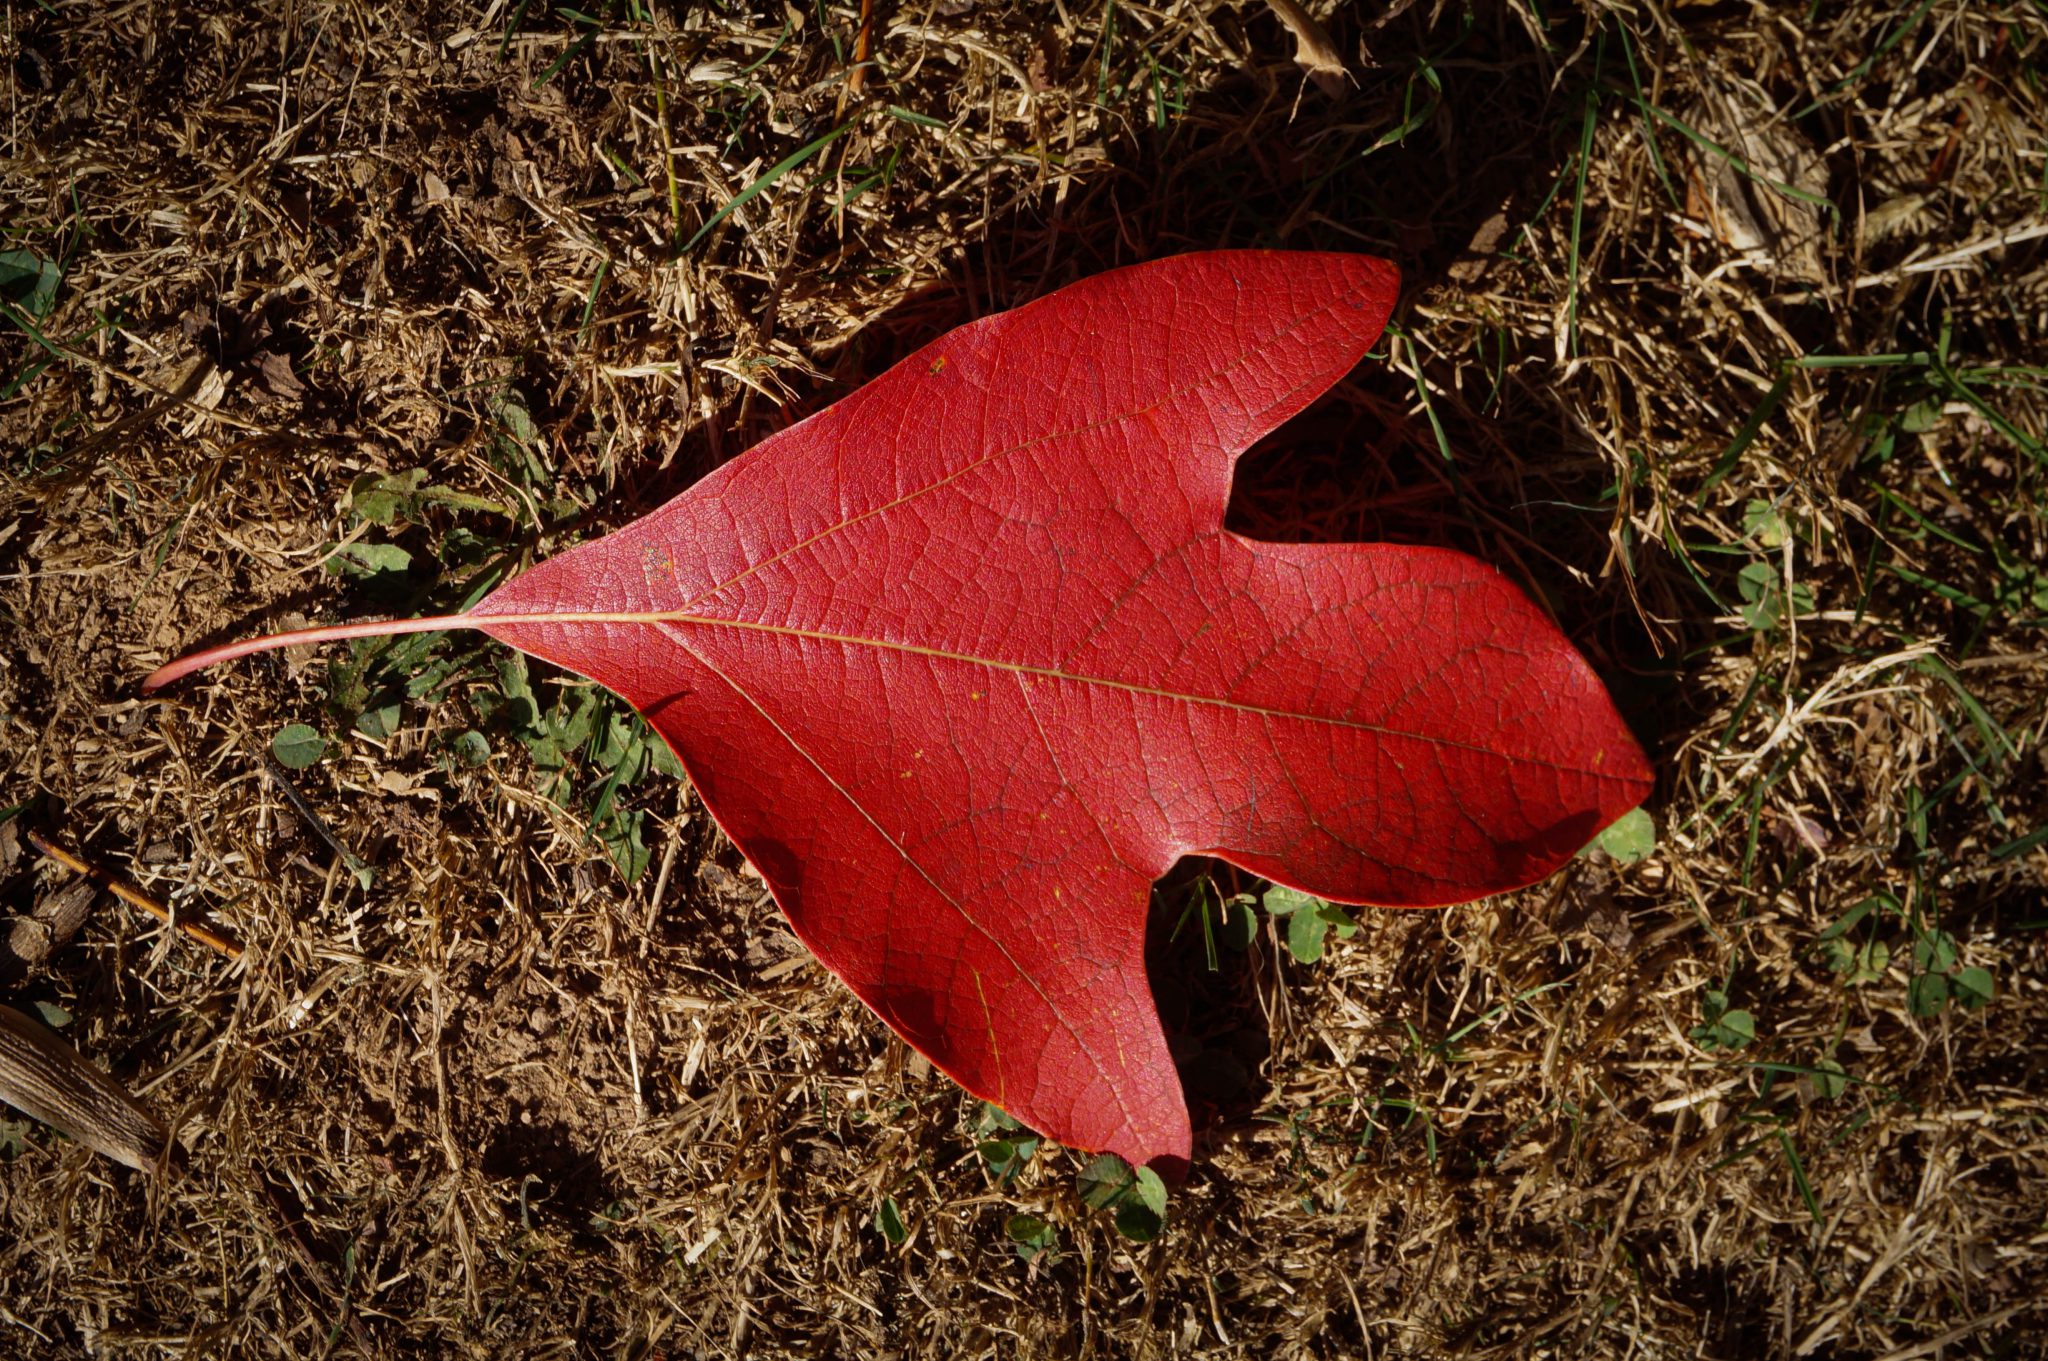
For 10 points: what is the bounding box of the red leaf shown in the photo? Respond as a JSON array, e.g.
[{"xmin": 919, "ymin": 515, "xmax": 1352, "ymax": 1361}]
[{"xmin": 147, "ymin": 252, "xmax": 1652, "ymax": 1170}]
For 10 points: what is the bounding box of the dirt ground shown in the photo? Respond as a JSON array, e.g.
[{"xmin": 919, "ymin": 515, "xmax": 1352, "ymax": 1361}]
[{"xmin": 2, "ymin": 1, "xmax": 2045, "ymax": 1357}]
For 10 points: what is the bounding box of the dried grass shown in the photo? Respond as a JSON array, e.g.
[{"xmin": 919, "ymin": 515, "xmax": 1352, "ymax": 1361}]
[{"xmin": 2, "ymin": 1, "xmax": 2045, "ymax": 1357}]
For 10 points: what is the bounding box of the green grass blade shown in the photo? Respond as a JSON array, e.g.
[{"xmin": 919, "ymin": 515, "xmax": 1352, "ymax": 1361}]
[
  {"xmin": 1698, "ymin": 367, "xmax": 1791, "ymax": 500},
  {"xmin": 1992, "ymin": 824, "xmax": 2048, "ymax": 861},
  {"xmin": 1640, "ymin": 104, "xmax": 1834, "ymax": 216},
  {"xmin": 1566, "ymin": 84, "xmax": 1597, "ymax": 355},
  {"xmin": 684, "ymin": 123, "xmax": 854, "ymax": 254}
]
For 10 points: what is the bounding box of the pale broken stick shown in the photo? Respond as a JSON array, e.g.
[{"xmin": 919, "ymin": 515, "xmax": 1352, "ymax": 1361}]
[
  {"xmin": 26, "ymin": 831, "xmax": 243, "ymax": 960},
  {"xmin": 0, "ymin": 1002, "xmax": 172, "ymax": 1172}
]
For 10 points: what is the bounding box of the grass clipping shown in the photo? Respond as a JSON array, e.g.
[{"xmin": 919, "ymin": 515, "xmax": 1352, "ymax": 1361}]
[{"xmin": 1, "ymin": 1, "xmax": 2046, "ymax": 1357}]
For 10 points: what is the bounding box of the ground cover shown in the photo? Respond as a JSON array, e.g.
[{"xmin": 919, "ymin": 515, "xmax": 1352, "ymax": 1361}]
[{"xmin": 2, "ymin": 2, "xmax": 2044, "ymax": 1356}]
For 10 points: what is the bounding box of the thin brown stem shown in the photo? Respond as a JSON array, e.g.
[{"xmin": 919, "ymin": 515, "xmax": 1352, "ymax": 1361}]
[{"xmin": 25, "ymin": 832, "xmax": 243, "ymax": 961}]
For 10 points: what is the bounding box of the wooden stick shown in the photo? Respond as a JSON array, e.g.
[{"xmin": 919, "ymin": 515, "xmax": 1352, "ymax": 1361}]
[
  {"xmin": 261, "ymin": 756, "xmax": 373, "ymax": 886},
  {"xmin": 846, "ymin": 0, "xmax": 875, "ymax": 99},
  {"xmin": 25, "ymin": 831, "xmax": 243, "ymax": 961}
]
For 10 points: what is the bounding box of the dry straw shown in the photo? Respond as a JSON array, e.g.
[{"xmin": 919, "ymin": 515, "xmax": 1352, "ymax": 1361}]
[{"xmin": 0, "ymin": 1, "xmax": 2043, "ymax": 1356}]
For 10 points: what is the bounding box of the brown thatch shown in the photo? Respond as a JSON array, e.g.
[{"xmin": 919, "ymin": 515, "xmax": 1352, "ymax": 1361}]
[{"xmin": 2, "ymin": 1, "xmax": 2044, "ymax": 1355}]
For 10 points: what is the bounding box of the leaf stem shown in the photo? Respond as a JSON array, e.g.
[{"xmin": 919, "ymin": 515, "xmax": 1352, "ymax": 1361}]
[
  {"xmin": 141, "ymin": 615, "xmax": 474, "ymax": 691},
  {"xmin": 141, "ymin": 609, "xmax": 710, "ymax": 691}
]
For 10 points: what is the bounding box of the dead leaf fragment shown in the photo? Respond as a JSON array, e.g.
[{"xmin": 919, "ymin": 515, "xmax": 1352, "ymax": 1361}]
[
  {"xmin": 1264, "ymin": 0, "xmax": 1348, "ymax": 98},
  {"xmin": 1770, "ymin": 807, "xmax": 1831, "ymax": 855},
  {"xmin": 1448, "ymin": 206, "xmax": 1513, "ymax": 283},
  {"xmin": 1683, "ymin": 82, "xmax": 1830, "ymax": 282},
  {"xmin": 256, "ymin": 350, "xmax": 307, "ymax": 401}
]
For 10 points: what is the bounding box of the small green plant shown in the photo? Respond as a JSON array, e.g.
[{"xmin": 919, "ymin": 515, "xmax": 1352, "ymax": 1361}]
[
  {"xmin": 1217, "ymin": 890, "xmax": 1259, "ymax": 949},
  {"xmin": 472, "ymin": 656, "xmax": 681, "ymax": 880},
  {"xmin": 446, "ymin": 729, "xmax": 491, "ymax": 769},
  {"xmin": 1262, "ymin": 885, "xmax": 1358, "ymax": 964},
  {"xmin": 1814, "ymin": 891, "xmax": 1994, "ymax": 1017},
  {"xmin": 1690, "ymin": 988, "xmax": 1756, "ymax": 1052},
  {"xmin": 1736, "ymin": 561, "xmax": 1815, "ymax": 633},
  {"xmin": 975, "ymin": 1103, "xmax": 1040, "ymax": 1182},
  {"xmin": 355, "ymin": 697, "xmax": 403, "ymax": 740},
  {"xmin": 1166, "ymin": 876, "xmax": 1258, "ymax": 969},
  {"xmin": 296, "ymin": 411, "xmax": 671, "ymax": 885},
  {"xmin": 1816, "ymin": 893, "xmax": 1895, "ymax": 985},
  {"xmin": 0, "ymin": 249, "xmax": 62, "ymax": 325},
  {"xmin": 975, "ymin": 1105, "xmax": 1056, "ymax": 1260},
  {"xmin": 1589, "ymin": 806, "xmax": 1657, "ymax": 863},
  {"xmin": 1741, "ymin": 498, "xmax": 1791, "ymax": 549},
  {"xmin": 1004, "ymin": 1213, "xmax": 1056, "ymax": 1262},
  {"xmin": 1950, "ymin": 966, "xmax": 1996, "ymax": 1011},
  {"xmin": 1076, "ymin": 1153, "xmax": 1167, "ymax": 1243},
  {"xmin": 347, "ymin": 467, "xmax": 509, "ymax": 526},
  {"xmin": 1808, "ymin": 1057, "xmax": 1850, "ymax": 1101},
  {"xmin": 872, "ymin": 1196, "xmax": 907, "ymax": 1246},
  {"xmin": 271, "ymin": 723, "xmax": 326, "ymax": 770},
  {"xmin": 1908, "ymin": 926, "xmax": 1994, "ymax": 1016},
  {"xmin": 487, "ymin": 385, "xmax": 554, "ymax": 492},
  {"xmin": 1832, "ymin": 934, "xmax": 1891, "ymax": 986},
  {"xmin": 323, "ymin": 541, "xmax": 414, "ymax": 591}
]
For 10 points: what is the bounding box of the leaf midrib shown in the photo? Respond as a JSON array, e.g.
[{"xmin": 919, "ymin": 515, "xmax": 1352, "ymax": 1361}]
[{"xmin": 471, "ymin": 607, "xmax": 1625, "ymax": 782}]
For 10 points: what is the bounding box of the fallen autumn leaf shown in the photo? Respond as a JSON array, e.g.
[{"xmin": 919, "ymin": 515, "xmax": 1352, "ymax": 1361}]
[{"xmin": 145, "ymin": 252, "xmax": 1652, "ymax": 1169}]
